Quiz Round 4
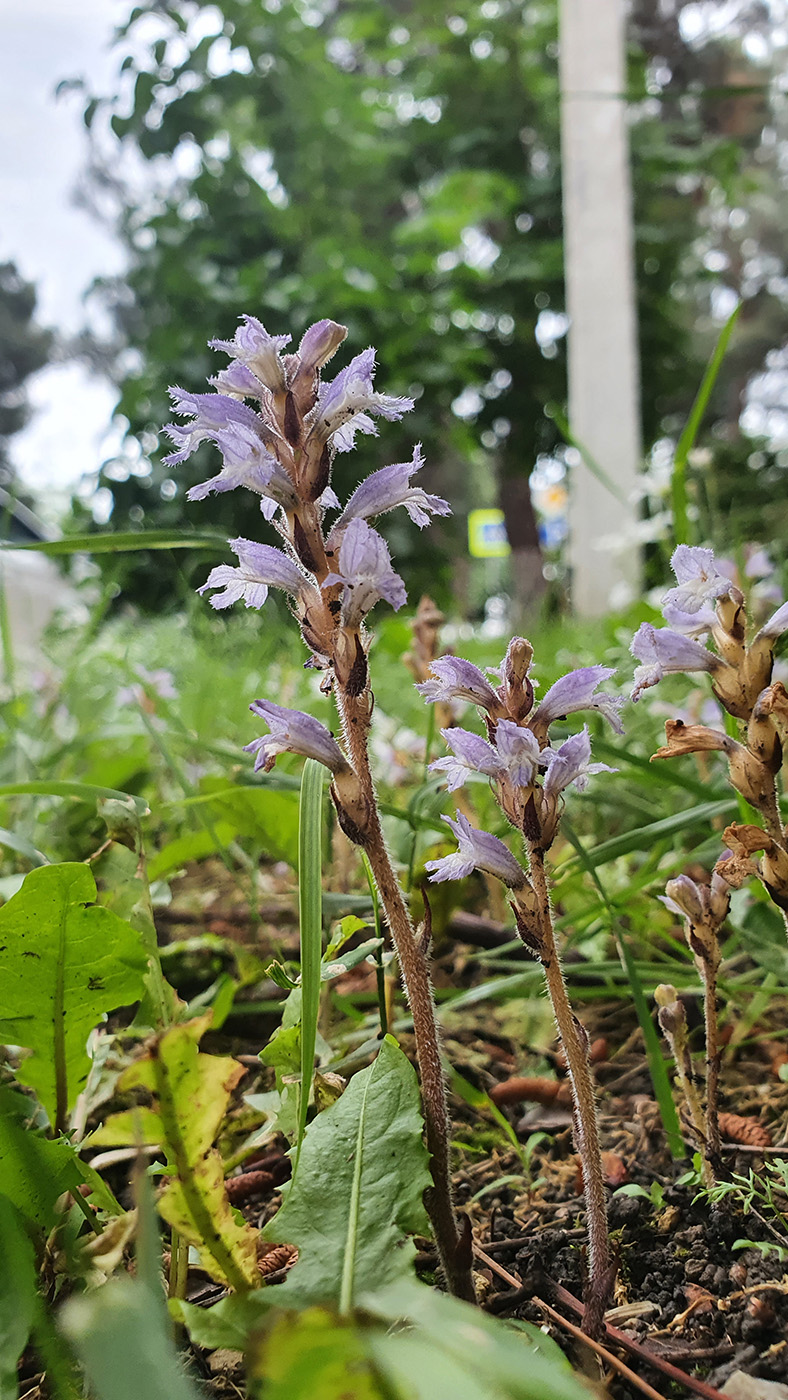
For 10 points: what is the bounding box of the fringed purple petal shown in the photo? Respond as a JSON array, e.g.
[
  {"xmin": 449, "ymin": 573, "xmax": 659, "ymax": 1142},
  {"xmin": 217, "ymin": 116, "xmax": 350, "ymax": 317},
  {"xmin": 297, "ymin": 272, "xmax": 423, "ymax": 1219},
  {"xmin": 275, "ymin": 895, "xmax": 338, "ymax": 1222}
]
[
  {"xmin": 530, "ymin": 665, "xmax": 623, "ymax": 733},
  {"xmin": 336, "ymin": 445, "xmax": 450, "ymax": 530},
  {"xmin": 322, "ymin": 518, "xmax": 406, "ymax": 625},
  {"xmin": 630, "ymin": 622, "xmax": 718, "ymax": 701},
  {"xmin": 426, "ymin": 811, "xmax": 526, "ymax": 888},
  {"xmin": 197, "ymin": 539, "xmax": 306, "ymax": 611},
  {"xmin": 416, "ymin": 656, "xmax": 501, "ymax": 712},
  {"xmin": 209, "ymin": 315, "xmax": 290, "ymax": 393},
  {"xmin": 310, "ymin": 347, "xmax": 414, "ymax": 451},
  {"xmin": 542, "ymin": 726, "xmax": 617, "ymax": 796}
]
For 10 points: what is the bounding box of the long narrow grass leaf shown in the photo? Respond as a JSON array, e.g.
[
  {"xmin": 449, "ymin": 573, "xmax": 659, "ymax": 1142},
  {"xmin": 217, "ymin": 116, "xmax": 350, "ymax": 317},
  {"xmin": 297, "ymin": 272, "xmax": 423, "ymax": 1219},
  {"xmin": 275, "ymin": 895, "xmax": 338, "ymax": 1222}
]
[
  {"xmin": 554, "ymin": 799, "xmax": 733, "ymax": 878},
  {"xmin": 7, "ymin": 530, "xmax": 228, "ymax": 556},
  {"xmin": 297, "ymin": 759, "xmax": 325, "ymax": 1161},
  {"xmin": 561, "ymin": 820, "xmax": 684, "ymax": 1157},
  {"xmin": 672, "ymin": 304, "xmax": 740, "ymax": 546},
  {"xmin": 0, "ymin": 781, "xmax": 149, "ymax": 814}
]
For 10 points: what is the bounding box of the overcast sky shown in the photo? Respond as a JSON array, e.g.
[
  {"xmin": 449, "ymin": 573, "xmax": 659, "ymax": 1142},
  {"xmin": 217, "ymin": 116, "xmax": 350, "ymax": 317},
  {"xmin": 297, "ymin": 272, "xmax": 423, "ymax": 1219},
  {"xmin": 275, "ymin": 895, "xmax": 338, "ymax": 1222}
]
[{"xmin": 1, "ymin": 0, "xmax": 129, "ymax": 510}]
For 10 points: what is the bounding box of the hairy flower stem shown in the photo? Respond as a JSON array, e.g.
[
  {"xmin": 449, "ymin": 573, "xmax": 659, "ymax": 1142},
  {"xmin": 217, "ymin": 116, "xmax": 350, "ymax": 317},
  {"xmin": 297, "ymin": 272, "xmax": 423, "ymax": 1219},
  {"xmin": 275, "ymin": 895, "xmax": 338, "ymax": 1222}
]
[
  {"xmin": 675, "ymin": 1060, "xmax": 714, "ymax": 1186},
  {"xmin": 336, "ymin": 685, "xmax": 476, "ymax": 1304},
  {"xmin": 526, "ymin": 842, "xmax": 612, "ymax": 1339},
  {"xmin": 703, "ymin": 972, "xmax": 721, "ymax": 1165}
]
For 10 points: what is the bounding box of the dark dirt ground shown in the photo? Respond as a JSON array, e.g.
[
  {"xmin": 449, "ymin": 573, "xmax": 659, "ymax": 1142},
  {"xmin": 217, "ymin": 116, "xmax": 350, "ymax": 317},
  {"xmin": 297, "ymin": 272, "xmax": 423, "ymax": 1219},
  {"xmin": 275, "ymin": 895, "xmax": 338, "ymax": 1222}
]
[{"xmin": 88, "ymin": 861, "xmax": 788, "ymax": 1400}]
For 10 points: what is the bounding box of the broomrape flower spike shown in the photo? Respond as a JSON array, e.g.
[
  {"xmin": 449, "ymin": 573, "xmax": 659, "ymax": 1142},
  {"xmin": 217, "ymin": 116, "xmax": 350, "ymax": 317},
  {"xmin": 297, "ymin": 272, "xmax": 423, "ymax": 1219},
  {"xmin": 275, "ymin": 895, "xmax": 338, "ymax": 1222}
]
[
  {"xmin": 420, "ymin": 637, "xmax": 620, "ymax": 1337},
  {"xmin": 660, "ymin": 871, "xmax": 730, "ymax": 1173},
  {"xmin": 633, "ymin": 542, "xmax": 788, "ymax": 942},
  {"xmin": 182, "ymin": 313, "xmax": 476, "ymax": 1305},
  {"xmin": 639, "ymin": 546, "xmax": 788, "ymax": 1186}
]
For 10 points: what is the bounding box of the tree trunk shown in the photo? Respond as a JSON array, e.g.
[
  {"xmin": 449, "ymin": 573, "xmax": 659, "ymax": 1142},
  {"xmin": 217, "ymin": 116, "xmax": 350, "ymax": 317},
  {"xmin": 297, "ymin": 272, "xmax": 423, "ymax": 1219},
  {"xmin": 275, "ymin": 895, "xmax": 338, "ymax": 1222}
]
[{"xmin": 499, "ymin": 471, "xmax": 546, "ymax": 626}]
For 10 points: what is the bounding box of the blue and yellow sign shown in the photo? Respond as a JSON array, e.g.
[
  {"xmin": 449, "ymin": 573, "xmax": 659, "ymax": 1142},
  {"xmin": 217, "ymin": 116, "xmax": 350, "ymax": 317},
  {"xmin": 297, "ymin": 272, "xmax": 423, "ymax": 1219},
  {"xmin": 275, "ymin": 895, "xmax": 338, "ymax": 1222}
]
[{"xmin": 468, "ymin": 509, "xmax": 510, "ymax": 558}]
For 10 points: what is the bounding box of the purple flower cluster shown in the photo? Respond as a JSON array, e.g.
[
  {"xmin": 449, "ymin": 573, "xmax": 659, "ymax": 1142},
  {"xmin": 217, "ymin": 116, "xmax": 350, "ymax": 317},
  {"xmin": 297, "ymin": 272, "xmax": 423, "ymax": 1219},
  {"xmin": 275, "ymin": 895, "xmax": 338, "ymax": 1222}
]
[
  {"xmin": 418, "ymin": 638, "xmax": 621, "ymax": 887},
  {"xmin": 630, "ymin": 545, "xmax": 788, "ymax": 705},
  {"xmin": 170, "ymin": 313, "xmax": 453, "ymax": 773}
]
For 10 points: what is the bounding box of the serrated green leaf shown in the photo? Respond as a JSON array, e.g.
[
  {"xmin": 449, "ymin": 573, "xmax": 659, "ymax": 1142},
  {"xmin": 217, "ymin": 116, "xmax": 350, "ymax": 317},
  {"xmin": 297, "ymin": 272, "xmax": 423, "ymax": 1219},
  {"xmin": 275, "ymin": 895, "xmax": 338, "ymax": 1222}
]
[
  {"xmin": 0, "ymin": 865, "xmax": 148, "ymax": 1128},
  {"xmin": 364, "ymin": 1281, "xmax": 591, "ymax": 1400},
  {"xmin": 0, "ymin": 1086, "xmax": 112, "ymax": 1229},
  {"xmin": 101, "ymin": 1015, "xmax": 259, "ymax": 1290},
  {"xmin": 170, "ymin": 1289, "xmax": 274, "ymax": 1351},
  {"xmin": 263, "ymin": 1036, "xmax": 430, "ymax": 1310}
]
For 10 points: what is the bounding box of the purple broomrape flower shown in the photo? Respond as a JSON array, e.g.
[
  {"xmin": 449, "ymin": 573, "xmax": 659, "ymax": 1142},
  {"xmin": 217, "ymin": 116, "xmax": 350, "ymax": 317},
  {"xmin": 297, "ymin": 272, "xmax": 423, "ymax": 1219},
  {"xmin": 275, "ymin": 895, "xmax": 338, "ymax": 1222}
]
[
  {"xmin": 495, "ymin": 720, "xmax": 547, "ymax": 787},
  {"xmin": 209, "ymin": 316, "xmax": 291, "ymax": 394},
  {"xmin": 429, "ymin": 719, "xmax": 551, "ymax": 793},
  {"xmin": 164, "ymin": 387, "xmax": 296, "ymax": 516},
  {"xmin": 296, "ymin": 319, "xmax": 348, "ymax": 377},
  {"xmin": 322, "ymin": 518, "xmax": 406, "ymax": 626},
  {"xmin": 244, "ymin": 700, "xmax": 347, "ymax": 774},
  {"xmin": 309, "ymin": 347, "xmax": 414, "ymax": 452},
  {"xmin": 661, "ymin": 601, "xmax": 718, "ymax": 638},
  {"xmin": 416, "ymin": 656, "xmax": 502, "ymax": 713},
  {"xmin": 542, "ymin": 727, "xmax": 617, "ymax": 797},
  {"xmin": 428, "ymin": 728, "xmax": 500, "ymax": 791},
  {"xmin": 530, "ymin": 665, "xmax": 624, "ymax": 733},
  {"xmin": 198, "ymin": 539, "xmax": 307, "ymax": 610},
  {"xmin": 210, "ymin": 361, "xmax": 265, "ymax": 400},
  {"xmin": 759, "ymin": 599, "xmax": 788, "ymax": 640},
  {"xmin": 662, "ymin": 545, "xmax": 734, "ymax": 616},
  {"xmin": 661, "ymin": 872, "xmax": 730, "ymax": 927},
  {"xmin": 425, "ymin": 811, "xmax": 527, "ymax": 888},
  {"xmin": 163, "ymin": 388, "xmax": 279, "ymax": 464},
  {"xmin": 630, "ymin": 622, "xmax": 719, "ymax": 701},
  {"xmin": 335, "ymin": 446, "xmax": 450, "ymax": 530},
  {"xmin": 185, "ymin": 425, "xmax": 297, "ymax": 517}
]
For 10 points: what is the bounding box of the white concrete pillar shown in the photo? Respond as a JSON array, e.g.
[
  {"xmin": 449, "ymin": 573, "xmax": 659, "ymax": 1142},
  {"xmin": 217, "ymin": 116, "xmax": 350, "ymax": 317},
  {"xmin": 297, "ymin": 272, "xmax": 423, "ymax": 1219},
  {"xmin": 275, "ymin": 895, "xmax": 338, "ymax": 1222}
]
[{"xmin": 559, "ymin": 0, "xmax": 642, "ymax": 614}]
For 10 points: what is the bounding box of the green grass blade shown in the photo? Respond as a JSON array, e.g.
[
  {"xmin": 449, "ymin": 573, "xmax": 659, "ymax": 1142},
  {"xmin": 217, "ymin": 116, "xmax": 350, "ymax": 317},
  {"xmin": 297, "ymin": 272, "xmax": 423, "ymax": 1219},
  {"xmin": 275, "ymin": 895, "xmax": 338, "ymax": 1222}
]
[
  {"xmin": 553, "ymin": 799, "xmax": 733, "ymax": 881},
  {"xmin": 561, "ymin": 819, "xmax": 684, "ymax": 1157},
  {"xmin": 0, "ymin": 781, "xmax": 149, "ymax": 815},
  {"xmin": 297, "ymin": 759, "xmax": 325, "ymax": 1162},
  {"xmin": 591, "ymin": 737, "xmax": 727, "ymax": 801},
  {"xmin": 0, "ymin": 828, "xmax": 49, "ymax": 865},
  {"xmin": 8, "ymin": 530, "xmax": 228, "ymax": 556},
  {"xmin": 671, "ymin": 304, "xmax": 740, "ymax": 546}
]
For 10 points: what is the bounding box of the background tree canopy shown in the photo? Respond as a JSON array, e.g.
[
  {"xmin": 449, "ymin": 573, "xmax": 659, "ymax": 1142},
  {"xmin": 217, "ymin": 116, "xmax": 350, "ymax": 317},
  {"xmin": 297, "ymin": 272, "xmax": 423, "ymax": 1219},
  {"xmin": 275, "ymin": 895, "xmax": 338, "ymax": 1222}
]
[
  {"xmin": 69, "ymin": 0, "xmax": 785, "ymax": 610},
  {"xmin": 0, "ymin": 262, "xmax": 52, "ymax": 514}
]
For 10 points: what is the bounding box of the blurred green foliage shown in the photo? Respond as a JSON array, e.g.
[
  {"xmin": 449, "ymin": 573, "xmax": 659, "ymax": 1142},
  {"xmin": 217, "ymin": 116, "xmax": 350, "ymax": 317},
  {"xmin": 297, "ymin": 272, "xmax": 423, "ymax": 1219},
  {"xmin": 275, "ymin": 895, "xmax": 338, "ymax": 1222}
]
[{"xmin": 68, "ymin": 0, "xmax": 765, "ymax": 608}]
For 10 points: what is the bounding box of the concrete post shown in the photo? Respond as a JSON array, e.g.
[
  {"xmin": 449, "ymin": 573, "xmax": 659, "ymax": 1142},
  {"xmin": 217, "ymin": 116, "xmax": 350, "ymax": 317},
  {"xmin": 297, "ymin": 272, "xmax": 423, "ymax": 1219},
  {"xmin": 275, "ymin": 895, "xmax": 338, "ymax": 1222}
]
[{"xmin": 559, "ymin": 0, "xmax": 642, "ymax": 614}]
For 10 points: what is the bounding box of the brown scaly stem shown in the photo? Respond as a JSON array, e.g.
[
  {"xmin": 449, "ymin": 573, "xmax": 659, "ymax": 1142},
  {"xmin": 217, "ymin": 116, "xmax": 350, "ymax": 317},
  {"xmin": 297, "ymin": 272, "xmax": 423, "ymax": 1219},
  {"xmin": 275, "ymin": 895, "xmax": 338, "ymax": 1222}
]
[
  {"xmin": 336, "ymin": 685, "xmax": 476, "ymax": 1304},
  {"xmin": 526, "ymin": 841, "xmax": 612, "ymax": 1339}
]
